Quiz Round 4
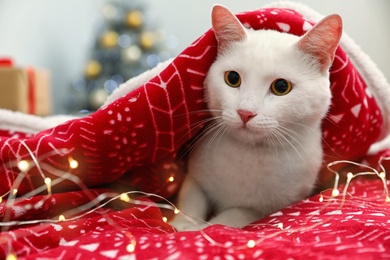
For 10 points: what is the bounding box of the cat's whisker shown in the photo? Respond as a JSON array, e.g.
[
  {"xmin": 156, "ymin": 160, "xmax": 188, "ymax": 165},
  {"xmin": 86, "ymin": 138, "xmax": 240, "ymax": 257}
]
[
  {"xmin": 174, "ymin": 116, "xmax": 219, "ymax": 147},
  {"xmin": 269, "ymin": 129, "xmax": 296, "ymax": 173},
  {"xmin": 323, "ymin": 111, "xmax": 341, "ymax": 128},
  {"xmin": 203, "ymin": 121, "xmax": 228, "ymax": 156},
  {"xmin": 173, "ymin": 109, "xmax": 223, "ymax": 118},
  {"xmin": 276, "ymin": 121, "xmax": 322, "ymax": 149},
  {"xmin": 278, "ymin": 125, "xmax": 315, "ymax": 147},
  {"xmin": 264, "ymin": 132, "xmax": 280, "ymax": 161},
  {"xmin": 279, "ymin": 118, "xmax": 335, "ymax": 156},
  {"xmin": 174, "ymin": 109, "xmax": 223, "ymax": 135},
  {"xmin": 178, "ymin": 119, "xmax": 225, "ymax": 160},
  {"xmin": 213, "ymin": 124, "xmax": 230, "ymax": 150},
  {"xmin": 275, "ymin": 126, "xmax": 321, "ymax": 177},
  {"xmin": 278, "ymin": 119, "xmax": 321, "ymax": 135},
  {"xmin": 286, "ymin": 122, "xmax": 341, "ymax": 166},
  {"xmin": 276, "ymin": 125, "xmax": 312, "ymax": 148}
]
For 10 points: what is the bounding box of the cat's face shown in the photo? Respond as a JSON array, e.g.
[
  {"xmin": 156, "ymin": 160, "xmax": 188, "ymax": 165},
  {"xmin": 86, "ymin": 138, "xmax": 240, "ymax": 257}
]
[
  {"xmin": 204, "ymin": 6, "xmax": 342, "ymax": 144},
  {"xmin": 204, "ymin": 30, "xmax": 332, "ymax": 143}
]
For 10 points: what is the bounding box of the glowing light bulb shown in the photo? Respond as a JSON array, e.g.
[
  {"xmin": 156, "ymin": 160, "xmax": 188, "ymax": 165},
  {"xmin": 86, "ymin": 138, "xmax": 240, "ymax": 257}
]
[
  {"xmin": 58, "ymin": 215, "xmax": 66, "ymax": 221},
  {"xmin": 277, "ymin": 223, "xmax": 284, "ymax": 230},
  {"xmin": 319, "ymin": 194, "xmax": 324, "ymax": 202},
  {"xmin": 18, "ymin": 160, "xmax": 30, "ymax": 172},
  {"xmin": 12, "ymin": 189, "xmax": 18, "ymax": 195},
  {"xmin": 346, "ymin": 172, "xmax": 354, "ymax": 180},
  {"xmin": 120, "ymin": 193, "xmax": 131, "ymax": 202},
  {"xmin": 44, "ymin": 177, "xmax": 52, "ymax": 185},
  {"xmin": 44, "ymin": 177, "xmax": 52, "ymax": 194},
  {"xmin": 331, "ymin": 189, "xmax": 340, "ymax": 197},
  {"xmin": 44, "ymin": 178, "xmax": 52, "ymax": 194},
  {"xmin": 247, "ymin": 240, "xmax": 256, "ymax": 248},
  {"xmin": 69, "ymin": 158, "xmax": 79, "ymax": 169},
  {"xmin": 168, "ymin": 176, "xmax": 175, "ymax": 182},
  {"xmin": 379, "ymin": 172, "xmax": 386, "ymax": 179},
  {"xmin": 162, "ymin": 216, "xmax": 168, "ymax": 223},
  {"xmin": 0, "ymin": 197, "xmax": 2, "ymax": 203},
  {"xmin": 126, "ymin": 243, "xmax": 136, "ymax": 253},
  {"xmin": 386, "ymin": 196, "xmax": 390, "ymax": 203},
  {"xmin": 174, "ymin": 208, "xmax": 180, "ymax": 215},
  {"xmin": 6, "ymin": 253, "xmax": 17, "ymax": 260}
]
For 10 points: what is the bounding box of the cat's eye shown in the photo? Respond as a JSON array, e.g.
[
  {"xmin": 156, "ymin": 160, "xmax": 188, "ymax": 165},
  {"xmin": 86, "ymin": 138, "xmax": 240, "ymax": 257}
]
[
  {"xmin": 224, "ymin": 71, "xmax": 241, "ymax": 88},
  {"xmin": 270, "ymin": 78, "xmax": 292, "ymax": 96}
]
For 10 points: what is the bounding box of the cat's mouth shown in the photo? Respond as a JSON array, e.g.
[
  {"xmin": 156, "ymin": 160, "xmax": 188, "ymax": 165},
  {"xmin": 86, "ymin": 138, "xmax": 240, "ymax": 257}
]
[
  {"xmin": 237, "ymin": 119, "xmax": 278, "ymax": 132},
  {"xmin": 238, "ymin": 123, "xmax": 253, "ymax": 131},
  {"xmin": 230, "ymin": 122, "xmax": 277, "ymax": 143},
  {"xmin": 220, "ymin": 112, "xmax": 279, "ymax": 142}
]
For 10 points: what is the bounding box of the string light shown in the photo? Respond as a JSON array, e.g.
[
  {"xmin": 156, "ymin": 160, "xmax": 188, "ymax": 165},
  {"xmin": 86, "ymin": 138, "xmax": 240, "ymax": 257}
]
[
  {"xmin": 68, "ymin": 157, "xmax": 79, "ymax": 169},
  {"xmin": 5, "ymin": 253, "xmax": 17, "ymax": 260},
  {"xmin": 17, "ymin": 160, "xmax": 30, "ymax": 172},
  {"xmin": 231, "ymin": 158, "xmax": 390, "ymax": 251},
  {"xmin": 247, "ymin": 240, "xmax": 256, "ymax": 248},
  {"xmin": 277, "ymin": 223, "xmax": 284, "ymax": 230},
  {"xmin": 44, "ymin": 177, "xmax": 52, "ymax": 195},
  {"xmin": 125, "ymin": 232, "xmax": 137, "ymax": 254},
  {"xmin": 126, "ymin": 243, "xmax": 136, "ymax": 253},
  {"xmin": 2, "ymin": 144, "xmax": 390, "ymax": 256},
  {"xmin": 327, "ymin": 158, "xmax": 390, "ymax": 202},
  {"xmin": 1, "ymin": 175, "xmax": 387, "ymax": 254},
  {"xmin": 44, "ymin": 178, "xmax": 52, "ymax": 185},
  {"xmin": 331, "ymin": 189, "xmax": 340, "ymax": 197},
  {"xmin": 120, "ymin": 193, "xmax": 131, "ymax": 203}
]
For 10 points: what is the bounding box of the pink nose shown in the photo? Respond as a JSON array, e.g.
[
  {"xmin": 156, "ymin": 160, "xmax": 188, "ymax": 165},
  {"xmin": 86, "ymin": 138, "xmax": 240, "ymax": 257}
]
[{"xmin": 237, "ymin": 109, "xmax": 257, "ymax": 123}]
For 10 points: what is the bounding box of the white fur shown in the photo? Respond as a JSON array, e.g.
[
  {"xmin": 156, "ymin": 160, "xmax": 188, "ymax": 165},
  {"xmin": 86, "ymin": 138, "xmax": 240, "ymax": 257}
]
[
  {"xmin": 171, "ymin": 8, "xmax": 336, "ymax": 231},
  {"xmin": 264, "ymin": 1, "xmax": 390, "ymax": 153}
]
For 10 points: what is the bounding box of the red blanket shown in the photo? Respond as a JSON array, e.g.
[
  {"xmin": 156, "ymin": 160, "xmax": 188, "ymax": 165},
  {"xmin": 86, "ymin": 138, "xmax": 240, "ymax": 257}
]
[
  {"xmin": 1, "ymin": 2, "xmax": 390, "ymax": 259},
  {"xmin": 2, "ymin": 180, "xmax": 389, "ymax": 259}
]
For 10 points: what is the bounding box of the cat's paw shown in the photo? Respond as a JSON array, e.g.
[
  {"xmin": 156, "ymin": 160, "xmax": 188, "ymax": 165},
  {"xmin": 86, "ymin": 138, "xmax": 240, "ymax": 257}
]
[{"xmin": 170, "ymin": 219, "xmax": 209, "ymax": 231}]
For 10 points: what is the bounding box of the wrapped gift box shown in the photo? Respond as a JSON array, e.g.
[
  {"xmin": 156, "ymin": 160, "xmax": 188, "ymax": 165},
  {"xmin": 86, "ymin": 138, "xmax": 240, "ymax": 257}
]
[{"xmin": 0, "ymin": 58, "xmax": 52, "ymax": 115}]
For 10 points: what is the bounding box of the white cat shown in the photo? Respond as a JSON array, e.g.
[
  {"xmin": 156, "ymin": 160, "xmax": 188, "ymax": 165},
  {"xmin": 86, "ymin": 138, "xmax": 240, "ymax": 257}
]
[{"xmin": 170, "ymin": 5, "xmax": 342, "ymax": 231}]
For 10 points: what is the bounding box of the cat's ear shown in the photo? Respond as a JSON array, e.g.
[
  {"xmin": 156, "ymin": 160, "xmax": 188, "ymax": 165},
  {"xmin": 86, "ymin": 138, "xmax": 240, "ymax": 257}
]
[
  {"xmin": 298, "ymin": 14, "xmax": 342, "ymax": 71},
  {"xmin": 211, "ymin": 5, "xmax": 246, "ymax": 50}
]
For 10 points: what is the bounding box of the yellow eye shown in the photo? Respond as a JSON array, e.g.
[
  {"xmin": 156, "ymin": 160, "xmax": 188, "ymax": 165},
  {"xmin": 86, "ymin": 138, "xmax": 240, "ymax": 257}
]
[
  {"xmin": 224, "ymin": 71, "xmax": 241, "ymax": 88},
  {"xmin": 270, "ymin": 78, "xmax": 292, "ymax": 96}
]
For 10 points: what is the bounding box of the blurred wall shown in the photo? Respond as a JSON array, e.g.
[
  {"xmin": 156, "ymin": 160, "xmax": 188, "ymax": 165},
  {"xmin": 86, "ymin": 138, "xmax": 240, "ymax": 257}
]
[{"xmin": 0, "ymin": 0, "xmax": 389, "ymax": 114}]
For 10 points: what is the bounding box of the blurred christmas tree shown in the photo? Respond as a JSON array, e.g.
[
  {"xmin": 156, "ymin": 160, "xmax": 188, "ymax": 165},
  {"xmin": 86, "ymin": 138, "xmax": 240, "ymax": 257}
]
[{"xmin": 67, "ymin": 0, "xmax": 177, "ymax": 113}]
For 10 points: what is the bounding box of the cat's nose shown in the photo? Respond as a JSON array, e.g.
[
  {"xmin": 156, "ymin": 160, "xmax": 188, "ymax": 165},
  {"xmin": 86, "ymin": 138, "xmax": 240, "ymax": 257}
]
[{"xmin": 237, "ymin": 109, "xmax": 257, "ymax": 123}]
